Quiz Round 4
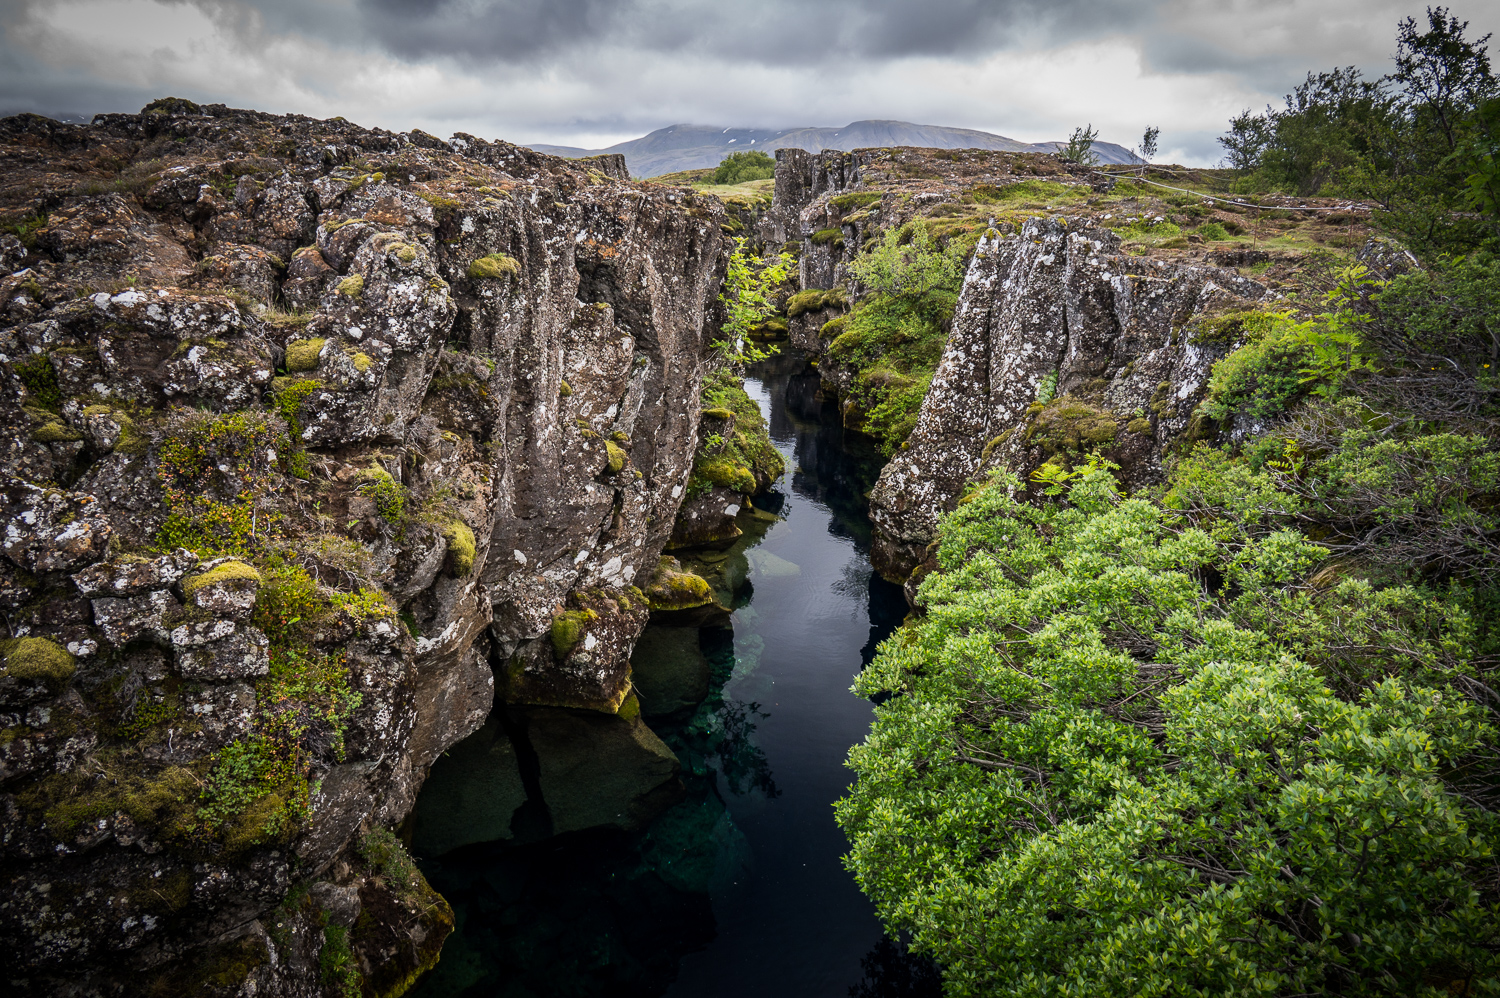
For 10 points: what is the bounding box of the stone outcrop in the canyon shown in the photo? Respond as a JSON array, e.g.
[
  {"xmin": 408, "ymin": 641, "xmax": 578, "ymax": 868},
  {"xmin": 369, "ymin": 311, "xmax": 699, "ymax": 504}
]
[
  {"xmin": 868, "ymin": 218, "xmax": 1270, "ymax": 578},
  {"xmin": 0, "ymin": 99, "xmax": 727, "ymax": 996}
]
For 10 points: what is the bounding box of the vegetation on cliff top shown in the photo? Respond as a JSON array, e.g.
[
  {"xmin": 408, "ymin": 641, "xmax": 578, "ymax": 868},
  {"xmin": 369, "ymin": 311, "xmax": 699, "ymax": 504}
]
[
  {"xmin": 713, "ymin": 150, "xmax": 776, "ymax": 185},
  {"xmin": 839, "ymin": 209, "xmax": 1500, "ymax": 994},
  {"xmin": 1220, "ymin": 7, "xmax": 1499, "ymax": 255}
]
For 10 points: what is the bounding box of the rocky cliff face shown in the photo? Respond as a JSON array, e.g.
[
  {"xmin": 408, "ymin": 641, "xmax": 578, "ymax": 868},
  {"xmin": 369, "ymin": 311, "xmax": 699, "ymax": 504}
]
[
  {"xmin": 866, "ymin": 218, "xmax": 1268, "ymax": 577},
  {"xmin": 0, "ymin": 99, "xmax": 726, "ymax": 996}
]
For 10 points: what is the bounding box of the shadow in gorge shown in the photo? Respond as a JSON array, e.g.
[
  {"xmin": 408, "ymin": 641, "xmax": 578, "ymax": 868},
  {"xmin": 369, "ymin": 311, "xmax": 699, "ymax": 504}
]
[
  {"xmin": 411, "ymin": 351, "xmax": 930, "ymax": 998},
  {"xmin": 848, "ymin": 936, "xmax": 945, "ymax": 998}
]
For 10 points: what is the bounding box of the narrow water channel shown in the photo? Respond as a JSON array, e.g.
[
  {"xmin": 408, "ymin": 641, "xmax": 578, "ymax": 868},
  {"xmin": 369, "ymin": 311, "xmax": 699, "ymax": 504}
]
[{"xmin": 409, "ymin": 352, "xmax": 932, "ymax": 997}]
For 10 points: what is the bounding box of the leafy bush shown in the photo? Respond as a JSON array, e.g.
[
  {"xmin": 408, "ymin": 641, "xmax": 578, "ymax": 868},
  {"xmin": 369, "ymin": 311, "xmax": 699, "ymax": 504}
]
[
  {"xmin": 838, "ymin": 462, "xmax": 1500, "ymax": 997},
  {"xmin": 1196, "ymin": 221, "xmax": 1230, "ymax": 240},
  {"xmin": 717, "ymin": 238, "xmax": 793, "ymax": 364},
  {"xmin": 847, "ymin": 222, "xmax": 966, "ymax": 299},
  {"xmin": 1202, "ymin": 270, "xmax": 1377, "ymax": 423},
  {"xmin": 824, "ymin": 223, "xmax": 967, "ymax": 453},
  {"xmin": 712, "ymin": 150, "xmax": 775, "ymax": 185}
]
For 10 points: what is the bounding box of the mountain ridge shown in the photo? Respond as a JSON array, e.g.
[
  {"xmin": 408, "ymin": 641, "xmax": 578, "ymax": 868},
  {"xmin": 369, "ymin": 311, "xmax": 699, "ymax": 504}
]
[{"xmin": 528, "ymin": 119, "xmax": 1142, "ymax": 177}]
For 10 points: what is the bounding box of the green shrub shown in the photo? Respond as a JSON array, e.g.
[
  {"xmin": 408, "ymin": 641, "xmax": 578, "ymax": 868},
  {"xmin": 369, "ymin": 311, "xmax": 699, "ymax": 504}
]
[
  {"xmin": 155, "ymin": 411, "xmax": 282, "ymax": 555},
  {"xmin": 359, "ymin": 467, "xmax": 407, "ymax": 523},
  {"xmin": 1197, "ymin": 220, "xmax": 1230, "ymax": 240},
  {"xmin": 838, "ymin": 463, "xmax": 1500, "ymax": 997},
  {"xmin": 319, "ymin": 924, "xmax": 360, "ymax": 998},
  {"xmin": 712, "ymin": 150, "xmax": 775, "ymax": 185}
]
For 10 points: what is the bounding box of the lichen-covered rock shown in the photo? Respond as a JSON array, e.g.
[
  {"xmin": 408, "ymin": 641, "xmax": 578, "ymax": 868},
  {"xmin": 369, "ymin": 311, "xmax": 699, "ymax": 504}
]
[
  {"xmin": 868, "ymin": 217, "xmax": 1268, "ymax": 578},
  {"xmin": 504, "ymin": 586, "xmax": 651, "ymax": 714},
  {"xmin": 0, "ymin": 99, "xmax": 728, "ymax": 996}
]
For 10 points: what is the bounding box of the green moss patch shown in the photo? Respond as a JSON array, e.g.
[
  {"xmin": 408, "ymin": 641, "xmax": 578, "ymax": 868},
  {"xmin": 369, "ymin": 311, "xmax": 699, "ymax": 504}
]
[
  {"xmin": 1027, "ymin": 396, "xmax": 1120, "ymax": 454},
  {"xmin": 182, "ymin": 560, "xmax": 262, "ymax": 599},
  {"xmin": 284, "ymin": 338, "xmax": 325, "ymax": 372},
  {"xmin": 441, "ymin": 518, "xmax": 476, "ymax": 577},
  {"xmin": 550, "ymin": 609, "xmax": 597, "ymax": 658},
  {"xmin": 830, "ymin": 191, "xmax": 883, "ymax": 213},
  {"xmin": 2, "ymin": 637, "xmax": 76, "ymax": 688},
  {"xmin": 336, "ymin": 274, "xmax": 364, "ymax": 298},
  {"xmin": 810, "ymin": 227, "xmax": 845, "ymax": 246},
  {"xmin": 467, "ymin": 253, "xmax": 520, "ymax": 279},
  {"xmin": 19, "ymin": 757, "xmax": 199, "ymax": 841},
  {"xmin": 604, "ymin": 439, "xmax": 627, "ymax": 475},
  {"xmin": 786, "ymin": 286, "xmax": 847, "ymax": 317}
]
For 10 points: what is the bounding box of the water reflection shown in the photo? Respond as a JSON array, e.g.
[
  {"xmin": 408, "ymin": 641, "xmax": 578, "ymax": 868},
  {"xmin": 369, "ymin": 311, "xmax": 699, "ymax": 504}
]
[{"xmin": 410, "ymin": 352, "xmax": 921, "ymax": 998}]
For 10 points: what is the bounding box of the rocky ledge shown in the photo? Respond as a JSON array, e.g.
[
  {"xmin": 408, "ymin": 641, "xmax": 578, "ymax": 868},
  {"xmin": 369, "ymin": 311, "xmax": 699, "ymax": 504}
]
[{"xmin": 0, "ymin": 98, "xmax": 730, "ymax": 996}]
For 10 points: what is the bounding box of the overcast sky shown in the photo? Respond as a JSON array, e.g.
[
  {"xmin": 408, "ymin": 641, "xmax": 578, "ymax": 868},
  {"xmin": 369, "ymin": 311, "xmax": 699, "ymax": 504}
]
[{"xmin": 1, "ymin": 0, "xmax": 1496, "ymax": 165}]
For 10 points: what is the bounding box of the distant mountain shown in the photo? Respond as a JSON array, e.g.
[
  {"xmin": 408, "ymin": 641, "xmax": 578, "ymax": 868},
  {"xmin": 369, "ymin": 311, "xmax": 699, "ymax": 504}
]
[{"xmin": 527, "ymin": 120, "xmax": 1142, "ymax": 178}]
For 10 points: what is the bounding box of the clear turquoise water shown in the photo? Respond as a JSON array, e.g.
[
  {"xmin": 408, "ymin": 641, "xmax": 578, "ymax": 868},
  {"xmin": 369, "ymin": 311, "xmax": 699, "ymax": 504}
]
[{"xmin": 410, "ymin": 354, "xmax": 935, "ymax": 997}]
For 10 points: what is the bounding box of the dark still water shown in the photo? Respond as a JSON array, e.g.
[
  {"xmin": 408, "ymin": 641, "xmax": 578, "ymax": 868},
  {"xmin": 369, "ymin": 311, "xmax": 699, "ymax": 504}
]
[{"xmin": 409, "ymin": 353, "xmax": 931, "ymax": 998}]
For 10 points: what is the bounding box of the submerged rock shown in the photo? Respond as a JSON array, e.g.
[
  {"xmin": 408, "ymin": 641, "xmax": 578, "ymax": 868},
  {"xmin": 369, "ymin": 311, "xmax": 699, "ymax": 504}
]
[
  {"xmin": 629, "ymin": 625, "xmax": 711, "ymax": 718},
  {"xmin": 526, "ymin": 704, "xmax": 683, "ymax": 835},
  {"xmin": 410, "ymin": 719, "xmax": 528, "ymax": 856}
]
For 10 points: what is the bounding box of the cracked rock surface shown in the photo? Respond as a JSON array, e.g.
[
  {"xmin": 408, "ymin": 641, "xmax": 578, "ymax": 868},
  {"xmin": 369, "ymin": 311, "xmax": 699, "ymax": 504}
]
[{"xmin": 0, "ymin": 99, "xmax": 727, "ymax": 996}]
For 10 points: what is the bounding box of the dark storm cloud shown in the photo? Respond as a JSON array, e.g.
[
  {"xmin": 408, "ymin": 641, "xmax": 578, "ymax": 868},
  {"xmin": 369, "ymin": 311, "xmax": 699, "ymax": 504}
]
[{"xmin": 350, "ymin": 0, "xmax": 1147, "ymax": 66}]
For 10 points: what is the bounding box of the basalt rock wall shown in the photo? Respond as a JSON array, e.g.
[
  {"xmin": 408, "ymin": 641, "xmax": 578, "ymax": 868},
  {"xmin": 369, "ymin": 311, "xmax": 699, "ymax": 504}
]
[
  {"xmin": 0, "ymin": 101, "xmax": 725, "ymax": 995},
  {"xmin": 868, "ymin": 217, "xmax": 1268, "ymax": 579}
]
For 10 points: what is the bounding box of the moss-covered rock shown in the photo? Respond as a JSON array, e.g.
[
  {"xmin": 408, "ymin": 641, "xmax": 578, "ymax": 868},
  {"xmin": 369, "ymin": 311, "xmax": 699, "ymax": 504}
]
[
  {"xmin": 644, "ymin": 556, "xmax": 713, "ymax": 611},
  {"xmin": 1026, "ymin": 396, "xmax": 1120, "ymax": 454},
  {"xmin": 467, "ymin": 253, "xmax": 520, "ymax": 279},
  {"xmin": 336, "ymin": 274, "xmax": 364, "ymax": 298},
  {"xmin": 1, "ymin": 636, "xmax": 76, "ymax": 689},
  {"xmin": 441, "ymin": 518, "xmax": 476, "ymax": 576},
  {"xmin": 284, "ymin": 337, "xmax": 325, "ymax": 372}
]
